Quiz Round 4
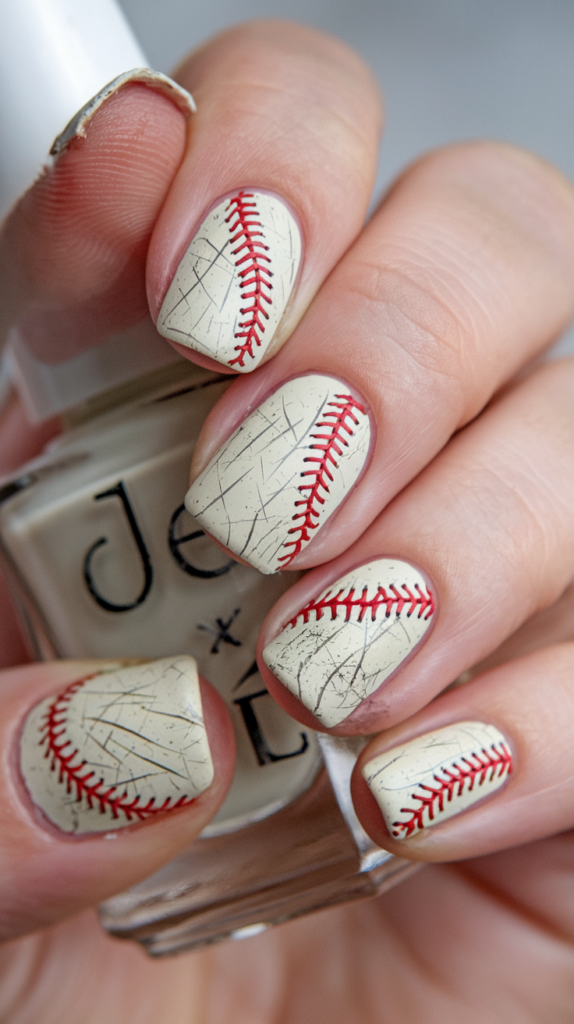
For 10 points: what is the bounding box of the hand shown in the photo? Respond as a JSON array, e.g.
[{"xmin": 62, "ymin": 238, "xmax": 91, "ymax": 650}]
[{"xmin": 1, "ymin": 18, "xmax": 574, "ymax": 1023}]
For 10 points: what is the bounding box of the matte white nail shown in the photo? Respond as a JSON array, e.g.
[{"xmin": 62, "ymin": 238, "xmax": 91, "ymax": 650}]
[
  {"xmin": 51, "ymin": 70, "xmax": 195, "ymax": 157},
  {"xmin": 363, "ymin": 721, "xmax": 512, "ymax": 840},
  {"xmin": 157, "ymin": 189, "xmax": 302, "ymax": 371},
  {"xmin": 263, "ymin": 559, "xmax": 435, "ymax": 727},
  {"xmin": 20, "ymin": 657, "xmax": 213, "ymax": 834},
  {"xmin": 185, "ymin": 375, "xmax": 371, "ymax": 574}
]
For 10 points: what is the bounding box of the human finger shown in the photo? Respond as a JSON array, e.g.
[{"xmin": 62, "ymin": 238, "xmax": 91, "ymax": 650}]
[
  {"xmin": 0, "ymin": 390, "xmax": 63, "ymax": 668},
  {"xmin": 149, "ymin": 20, "xmax": 382, "ymax": 372},
  {"xmin": 185, "ymin": 141, "xmax": 574, "ymax": 575},
  {"xmin": 0, "ymin": 656, "xmax": 234, "ymax": 941},
  {"xmin": 352, "ymin": 643, "xmax": 574, "ymax": 862},
  {"xmin": 0, "ymin": 71, "xmax": 193, "ymax": 361},
  {"xmin": 258, "ymin": 358, "xmax": 574, "ymax": 732}
]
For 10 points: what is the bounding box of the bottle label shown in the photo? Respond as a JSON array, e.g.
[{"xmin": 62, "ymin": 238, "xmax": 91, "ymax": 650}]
[{"xmin": 6, "ymin": 440, "xmax": 320, "ymax": 829}]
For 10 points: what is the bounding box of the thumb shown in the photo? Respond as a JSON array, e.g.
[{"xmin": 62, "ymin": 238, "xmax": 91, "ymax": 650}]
[
  {"xmin": 1, "ymin": 657, "xmax": 234, "ymax": 941},
  {"xmin": 0, "ymin": 71, "xmax": 192, "ymax": 362}
]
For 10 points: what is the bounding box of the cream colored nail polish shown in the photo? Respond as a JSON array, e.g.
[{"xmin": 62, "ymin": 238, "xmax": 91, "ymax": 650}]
[
  {"xmin": 158, "ymin": 190, "xmax": 302, "ymax": 372},
  {"xmin": 185, "ymin": 374, "xmax": 371, "ymax": 574},
  {"xmin": 263, "ymin": 559, "xmax": 435, "ymax": 727},
  {"xmin": 20, "ymin": 657, "xmax": 213, "ymax": 834},
  {"xmin": 363, "ymin": 721, "xmax": 512, "ymax": 839}
]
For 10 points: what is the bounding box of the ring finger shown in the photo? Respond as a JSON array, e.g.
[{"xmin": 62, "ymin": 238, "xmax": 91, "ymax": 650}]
[{"xmin": 258, "ymin": 357, "xmax": 574, "ymax": 733}]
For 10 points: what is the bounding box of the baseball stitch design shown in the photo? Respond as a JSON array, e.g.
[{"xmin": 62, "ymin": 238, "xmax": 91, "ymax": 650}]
[
  {"xmin": 278, "ymin": 394, "xmax": 368, "ymax": 569},
  {"xmin": 41, "ymin": 675, "xmax": 197, "ymax": 823},
  {"xmin": 225, "ymin": 191, "xmax": 273, "ymax": 369},
  {"xmin": 287, "ymin": 580, "xmax": 435, "ymax": 629},
  {"xmin": 393, "ymin": 741, "xmax": 512, "ymax": 838}
]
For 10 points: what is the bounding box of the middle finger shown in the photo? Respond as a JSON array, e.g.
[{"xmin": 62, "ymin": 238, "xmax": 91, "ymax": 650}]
[{"xmin": 186, "ymin": 141, "xmax": 574, "ymax": 575}]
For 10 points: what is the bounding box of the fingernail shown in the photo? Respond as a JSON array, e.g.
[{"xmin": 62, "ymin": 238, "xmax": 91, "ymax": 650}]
[
  {"xmin": 50, "ymin": 69, "xmax": 196, "ymax": 157},
  {"xmin": 185, "ymin": 374, "xmax": 371, "ymax": 574},
  {"xmin": 20, "ymin": 657, "xmax": 213, "ymax": 835},
  {"xmin": 363, "ymin": 721, "xmax": 512, "ymax": 840},
  {"xmin": 157, "ymin": 189, "xmax": 302, "ymax": 371},
  {"xmin": 263, "ymin": 559, "xmax": 435, "ymax": 727}
]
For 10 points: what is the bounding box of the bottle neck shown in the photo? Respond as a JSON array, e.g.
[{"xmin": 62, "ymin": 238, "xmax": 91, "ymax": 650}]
[
  {"xmin": 6, "ymin": 318, "xmax": 206, "ymax": 426},
  {"xmin": 61, "ymin": 360, "xmax": 214, "ymax": 429}
]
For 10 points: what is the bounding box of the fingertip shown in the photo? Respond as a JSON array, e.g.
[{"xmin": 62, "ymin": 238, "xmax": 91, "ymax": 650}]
[{"xmin": 2, "ymin": 80, "xmax": 189, "ymax": 361}]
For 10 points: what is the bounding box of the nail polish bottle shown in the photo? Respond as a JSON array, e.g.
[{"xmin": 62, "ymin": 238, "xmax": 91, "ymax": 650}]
[{"xmin": 0, "ymin": 0, "xmax": 416, "ymax": 955}]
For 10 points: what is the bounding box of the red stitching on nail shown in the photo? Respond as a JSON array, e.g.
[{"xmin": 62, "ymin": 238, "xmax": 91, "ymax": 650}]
[
  {"xmin": 277, "ymin": 394, "xmax": 367, "ymax": 569},
  {"xmin": 225, "ymin": 191, "xmax": 273, "ymax": 369},
  {"xmin": 287, "ymin": 580, "xmax": 435, "ymax": 629},
  {"xmin": 39, "ymin": 675, "xmax": 197, "ymax": 823},
  {"xmin": 392, "ymin": 742, "xmax": 512, "ymax": 838}
]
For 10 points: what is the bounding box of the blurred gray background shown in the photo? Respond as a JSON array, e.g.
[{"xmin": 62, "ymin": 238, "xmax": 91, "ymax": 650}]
[{"xmin": 119, "ymin": 0, "xmax": 574, "ymax": 352}]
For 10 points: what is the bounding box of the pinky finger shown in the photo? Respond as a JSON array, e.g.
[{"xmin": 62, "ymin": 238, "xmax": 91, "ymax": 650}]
[{"xmin": 351, "ymin": 643, "xmax": 574, "ymax": 861}]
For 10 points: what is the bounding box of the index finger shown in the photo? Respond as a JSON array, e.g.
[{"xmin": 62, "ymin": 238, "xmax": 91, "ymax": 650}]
[{"xmin": 149, "ymin": 20, "xmax": 383, "ymax": 372}]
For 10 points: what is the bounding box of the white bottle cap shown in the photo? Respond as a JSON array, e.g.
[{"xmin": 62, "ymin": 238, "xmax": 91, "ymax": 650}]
[{"xmin": 0, "ymin": 0, "xmax": 194, "ymax": 422}]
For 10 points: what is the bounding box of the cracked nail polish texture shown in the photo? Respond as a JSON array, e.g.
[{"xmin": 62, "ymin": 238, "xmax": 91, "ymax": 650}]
[
  {"xmin": 157, "ymin": 190, "xmax": 302, "ymax": 371},
  {"xmin": 263, "ymin": 560, "xmax": 435, "ymax": 727},
  {"xmin": 20, "ymin": 657, "xmax": 214, "ymax": 834},
  {"xmin": 185, "ymin": 375, "xmax": 371, "ymax": 574},
  {"xmin": 363, "ymin": 721, "xmax": 512, "ymax": 840}
]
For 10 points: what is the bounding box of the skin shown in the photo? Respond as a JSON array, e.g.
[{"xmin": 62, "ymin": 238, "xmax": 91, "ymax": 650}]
[{"xmin": 0, "ymin": 19, "xmax": 574, "ymax": 1023}]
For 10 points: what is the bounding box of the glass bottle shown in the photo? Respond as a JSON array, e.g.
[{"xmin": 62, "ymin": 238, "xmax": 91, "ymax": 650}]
[
  {"xmin": 0, "ymin": 0, "xmax": 417, "ymax": 956},
  {"xmin": 0, "ymin": 321, "xmax": 416, "ymax": 955}
]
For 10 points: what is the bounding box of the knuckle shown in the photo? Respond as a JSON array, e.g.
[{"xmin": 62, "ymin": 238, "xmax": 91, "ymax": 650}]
[
  {"xmin": 182, "ymin": 20, "xmax": 382, "ymax": 186},
  {"xmin": 339, "ymin": 260, "xmax": 473, "ymax": 417},
  {"xmin": 450, "ymin": 430, "xmax": 574, "ymax": 615}
]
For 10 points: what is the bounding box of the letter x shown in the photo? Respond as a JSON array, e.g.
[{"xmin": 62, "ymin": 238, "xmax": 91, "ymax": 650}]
[{"xmin": 197, "ymin": 608, "xmax": 242, "ymax": 653}]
